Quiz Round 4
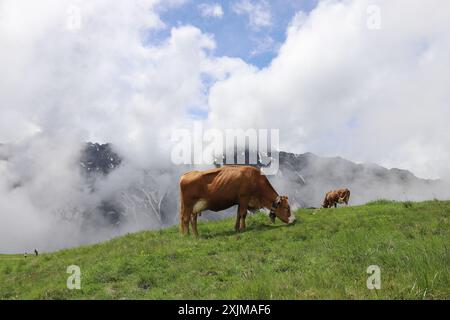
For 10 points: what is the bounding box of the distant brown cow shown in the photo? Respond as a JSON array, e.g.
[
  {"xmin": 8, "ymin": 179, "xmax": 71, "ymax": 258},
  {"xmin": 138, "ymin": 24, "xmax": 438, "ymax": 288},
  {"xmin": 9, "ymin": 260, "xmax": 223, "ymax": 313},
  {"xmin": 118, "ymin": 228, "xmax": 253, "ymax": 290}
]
[
  {"xmin": 179, "ymin": 165, "xmax": 296, "ymax": 236},
  {"xmin": 322, "ymin": 188, "xmax": 351, "ymax": 208}
]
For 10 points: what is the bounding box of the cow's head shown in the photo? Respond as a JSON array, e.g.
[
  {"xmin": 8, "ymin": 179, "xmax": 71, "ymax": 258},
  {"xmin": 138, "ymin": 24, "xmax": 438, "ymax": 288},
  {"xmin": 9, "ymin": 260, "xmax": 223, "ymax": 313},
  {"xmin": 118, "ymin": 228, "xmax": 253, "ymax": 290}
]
[{"xmin": 270, "ymin": 196, "xmax": 295, "ymax": 224}]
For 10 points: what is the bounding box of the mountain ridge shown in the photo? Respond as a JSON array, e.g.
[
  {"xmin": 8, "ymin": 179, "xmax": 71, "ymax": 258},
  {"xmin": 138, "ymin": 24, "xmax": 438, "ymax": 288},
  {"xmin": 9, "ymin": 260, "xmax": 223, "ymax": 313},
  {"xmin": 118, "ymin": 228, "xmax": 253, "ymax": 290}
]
[{"xmin": 1, "ymin": 141, "xmax": 447, "ymax": 252}]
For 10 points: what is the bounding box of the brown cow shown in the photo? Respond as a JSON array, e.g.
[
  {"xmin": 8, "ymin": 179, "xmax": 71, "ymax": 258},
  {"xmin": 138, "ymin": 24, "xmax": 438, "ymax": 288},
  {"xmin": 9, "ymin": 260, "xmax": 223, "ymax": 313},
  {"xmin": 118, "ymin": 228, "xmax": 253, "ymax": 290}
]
[
  {"xmin": 322, "ymin": 188, "xmax": 351, "ymax": 208},
  {"xmin": 179, "ymin": 165, "xmax": 295, "ymax": 236}
]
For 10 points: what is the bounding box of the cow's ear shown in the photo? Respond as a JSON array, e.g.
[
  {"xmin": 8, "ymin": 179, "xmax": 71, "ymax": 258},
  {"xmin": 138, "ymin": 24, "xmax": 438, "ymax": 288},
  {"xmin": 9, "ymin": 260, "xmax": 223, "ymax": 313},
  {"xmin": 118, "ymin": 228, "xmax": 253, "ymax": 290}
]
[{"xmin": 275, "ymin": 196, "xmax": 282, "ymax": 205}]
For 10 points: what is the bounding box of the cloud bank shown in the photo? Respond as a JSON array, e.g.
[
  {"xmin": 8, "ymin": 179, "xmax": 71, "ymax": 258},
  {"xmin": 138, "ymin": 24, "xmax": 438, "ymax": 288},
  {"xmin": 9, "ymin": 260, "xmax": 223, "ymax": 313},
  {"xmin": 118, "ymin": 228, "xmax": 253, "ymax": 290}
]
[{"xmin": 209, "ymin": 0, "xmax": 450, "ymax": 180}]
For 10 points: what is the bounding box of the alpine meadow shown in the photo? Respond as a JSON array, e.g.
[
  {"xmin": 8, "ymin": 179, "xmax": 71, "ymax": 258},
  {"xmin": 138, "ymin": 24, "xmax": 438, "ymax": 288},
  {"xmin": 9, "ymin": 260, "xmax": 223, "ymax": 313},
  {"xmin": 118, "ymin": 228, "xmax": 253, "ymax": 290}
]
[{"xmin": 1, "ymin": 201, "xmax": 448, "ymax": 299}]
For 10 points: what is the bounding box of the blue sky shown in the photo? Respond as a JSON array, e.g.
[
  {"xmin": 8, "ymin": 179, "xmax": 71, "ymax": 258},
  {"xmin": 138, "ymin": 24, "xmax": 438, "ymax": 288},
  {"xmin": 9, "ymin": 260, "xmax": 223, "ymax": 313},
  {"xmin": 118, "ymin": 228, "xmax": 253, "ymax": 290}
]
[{"xmin": 153, "ymin": 0, "xmax": 318, "ymax": 68}]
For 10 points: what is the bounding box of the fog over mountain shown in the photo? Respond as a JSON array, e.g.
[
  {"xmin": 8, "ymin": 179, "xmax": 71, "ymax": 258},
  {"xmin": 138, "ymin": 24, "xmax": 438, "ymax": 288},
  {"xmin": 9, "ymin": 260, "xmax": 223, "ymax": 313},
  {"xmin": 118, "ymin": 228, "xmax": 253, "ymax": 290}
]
[{"xmin": 1, "ymin": 141, "xmax": 447, "ymax": 253}]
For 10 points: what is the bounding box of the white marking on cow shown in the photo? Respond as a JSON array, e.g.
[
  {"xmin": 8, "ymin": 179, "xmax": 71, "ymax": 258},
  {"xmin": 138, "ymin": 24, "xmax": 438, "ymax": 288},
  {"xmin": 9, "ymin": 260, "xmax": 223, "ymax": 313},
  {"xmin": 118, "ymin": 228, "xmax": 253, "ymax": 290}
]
[
  {"xmin": 288, "ymin": 214, "xmax": 296, "ymax": 224},
  {"xmin": 193, "ymin": 199, "xmax": 208, "ymax": 214}
]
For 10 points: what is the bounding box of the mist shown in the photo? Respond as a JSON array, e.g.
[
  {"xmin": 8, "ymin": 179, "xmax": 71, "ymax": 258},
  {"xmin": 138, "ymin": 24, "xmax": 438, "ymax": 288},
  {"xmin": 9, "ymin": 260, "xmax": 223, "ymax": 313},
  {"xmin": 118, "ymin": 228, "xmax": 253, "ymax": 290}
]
[{"xmin": 270, "ymin": 152, "xmax": 450, "ymax": 210}]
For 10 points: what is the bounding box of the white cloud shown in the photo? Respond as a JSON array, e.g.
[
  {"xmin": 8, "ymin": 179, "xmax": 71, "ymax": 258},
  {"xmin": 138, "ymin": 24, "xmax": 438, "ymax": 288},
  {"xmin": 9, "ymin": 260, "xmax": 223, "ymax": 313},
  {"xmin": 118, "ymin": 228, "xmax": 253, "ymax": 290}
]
[
  {"xmin": 198, "ymin": 3, "xmax": 224, "ymax": 18},
  {"xmin": 233, "ymin": 0, "xmax": 272, "ymax": 29},
  {"xmin": 2, "ymin": 0, "xmax": 449, "ymax": 180},
  {"xmin": 0, "ymin": 0, "xmax": 247, "ymax": 162},
  {"xmin": 208, "ymin": 0, "xmax": 450, "ymax": 180}
]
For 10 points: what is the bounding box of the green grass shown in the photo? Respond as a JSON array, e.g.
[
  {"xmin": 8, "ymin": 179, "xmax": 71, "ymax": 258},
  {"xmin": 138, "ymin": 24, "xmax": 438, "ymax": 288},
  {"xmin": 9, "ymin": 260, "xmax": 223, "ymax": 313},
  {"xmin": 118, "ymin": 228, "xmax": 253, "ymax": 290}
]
[{"xmin": 1, "ymin": 200, "xmax": 449, "ymax": 300}]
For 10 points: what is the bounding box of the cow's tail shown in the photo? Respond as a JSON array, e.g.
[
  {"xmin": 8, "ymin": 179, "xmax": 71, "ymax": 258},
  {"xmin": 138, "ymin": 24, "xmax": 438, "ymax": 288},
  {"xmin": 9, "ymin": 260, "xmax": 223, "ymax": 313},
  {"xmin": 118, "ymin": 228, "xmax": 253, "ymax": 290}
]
[
  {"xmin": 179, "ymin": 179, "xmax": 191, "ymax": 234},
  {"xmin": 179, "ymin": 194, "xmax": 184, "ymax": 232},
  {"xmin": 179, "ymin": 178, "xmax": 184, "ymax": 233},
  {"xmin": 179, "ymin": 191, "xmax": 189, "ymax": 233}
]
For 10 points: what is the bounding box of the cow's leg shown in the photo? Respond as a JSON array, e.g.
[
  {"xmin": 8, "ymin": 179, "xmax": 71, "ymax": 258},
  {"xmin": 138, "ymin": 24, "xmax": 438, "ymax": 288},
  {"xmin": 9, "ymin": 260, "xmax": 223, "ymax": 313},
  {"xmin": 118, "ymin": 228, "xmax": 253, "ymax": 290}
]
[
  {"xmin": 238, "ymin": 198, "xmax": 249, "ymax": 231},
  {"xmin": 234, "ymin": 207, "xmax": 240, "ymax": 232},
  {"xmin": 239, "ymin": 210, "xmax": 248, "ymax": 230},
  {"xmin": 190, "ymin": 213, "xmax": 199, "ymax": 237},
  {"xmin": 182, "ymin": 213, "xmax": 190, "ymax": 235}
]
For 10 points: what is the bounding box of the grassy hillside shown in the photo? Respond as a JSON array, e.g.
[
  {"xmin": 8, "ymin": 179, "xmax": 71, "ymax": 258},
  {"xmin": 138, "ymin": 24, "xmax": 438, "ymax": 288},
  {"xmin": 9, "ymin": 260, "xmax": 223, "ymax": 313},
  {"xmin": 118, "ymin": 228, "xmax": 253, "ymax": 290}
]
[{"xmin": 1, "ymin": 200, "xmax": 449, "ymax": 300}]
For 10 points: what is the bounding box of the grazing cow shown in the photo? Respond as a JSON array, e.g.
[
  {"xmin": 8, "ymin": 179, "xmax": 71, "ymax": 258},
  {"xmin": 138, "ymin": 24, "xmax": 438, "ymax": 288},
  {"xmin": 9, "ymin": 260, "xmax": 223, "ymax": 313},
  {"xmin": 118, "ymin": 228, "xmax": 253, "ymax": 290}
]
[
  {"xmin": 322, "ymin": 188, "xmax": 351, "ymax": 208},
  {"xmin": 179, "ymin": 165, "xmax": 295, "ymax": 236}
]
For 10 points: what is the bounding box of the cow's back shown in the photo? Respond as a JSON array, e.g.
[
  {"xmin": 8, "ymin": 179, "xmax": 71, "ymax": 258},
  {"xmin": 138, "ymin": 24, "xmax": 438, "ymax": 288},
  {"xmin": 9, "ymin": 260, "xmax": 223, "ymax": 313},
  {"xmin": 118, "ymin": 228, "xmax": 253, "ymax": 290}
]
[{"xmin": 180, "ymin": 166, "xmax": 261, "ymax": 212}]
